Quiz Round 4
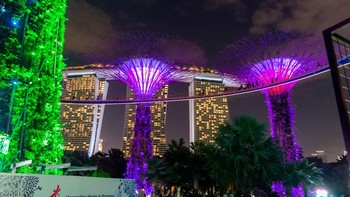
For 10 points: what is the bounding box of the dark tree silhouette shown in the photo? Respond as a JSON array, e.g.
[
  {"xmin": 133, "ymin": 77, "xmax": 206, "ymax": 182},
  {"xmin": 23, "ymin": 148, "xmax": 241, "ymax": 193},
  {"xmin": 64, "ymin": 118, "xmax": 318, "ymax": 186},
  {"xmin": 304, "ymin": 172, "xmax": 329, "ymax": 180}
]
[
  {"xmin": 208, "ymin": 115, "xmax": 284, "ymax": 195},
  {"xmin": 95, "ymin": 148, "xmax": 127, "ymax": 178}
]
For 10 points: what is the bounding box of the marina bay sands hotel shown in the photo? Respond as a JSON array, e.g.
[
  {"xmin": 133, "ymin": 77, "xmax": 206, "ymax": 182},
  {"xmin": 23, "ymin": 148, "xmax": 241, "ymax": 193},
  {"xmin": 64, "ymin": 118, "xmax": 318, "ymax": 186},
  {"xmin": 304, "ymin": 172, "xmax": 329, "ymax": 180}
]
[{"xmin": 61, "ymin": 65, "xmax": 239, "ymax": 157}]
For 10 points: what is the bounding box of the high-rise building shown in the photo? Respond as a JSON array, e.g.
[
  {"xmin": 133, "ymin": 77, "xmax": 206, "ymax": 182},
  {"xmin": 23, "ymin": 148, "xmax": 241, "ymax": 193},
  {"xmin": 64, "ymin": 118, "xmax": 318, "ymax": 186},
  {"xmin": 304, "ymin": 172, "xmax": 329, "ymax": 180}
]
[
  {"xmin": 189, "ymin": 74, "xmax": 230, "ymax": 143},
  {"xmin": 311, "ymin": 150, "xmax": 328, "ymax": 163},
  {"xmin": 123, "ymin": 85, "xmax": 168, "ymax": 157},
  {"xmin": 61, "ymin": 73, "xmax": 108, "ymax": 156}
]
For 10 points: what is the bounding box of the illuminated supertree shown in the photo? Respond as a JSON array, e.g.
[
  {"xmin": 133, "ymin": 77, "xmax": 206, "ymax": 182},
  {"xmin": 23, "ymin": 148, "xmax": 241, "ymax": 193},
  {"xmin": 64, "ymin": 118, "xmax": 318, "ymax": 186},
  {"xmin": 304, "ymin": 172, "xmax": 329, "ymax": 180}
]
[
  {"xmin": 217, "ymin": 31, "xmax": 324, "ymax": 162},
  {"xmin": 217, "ymin": 31, "xmax": 325, "ymax": 196},
  {"xmin": 104, "ymin": 32, "xmax": 193, "ymax": 194}
]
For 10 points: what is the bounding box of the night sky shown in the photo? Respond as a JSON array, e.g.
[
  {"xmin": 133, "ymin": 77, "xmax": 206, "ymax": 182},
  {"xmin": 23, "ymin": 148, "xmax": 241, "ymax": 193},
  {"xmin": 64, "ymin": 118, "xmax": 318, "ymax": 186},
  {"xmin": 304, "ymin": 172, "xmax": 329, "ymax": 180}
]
[{"xmin": 63, "ymin": 0, "xmax": 350, "ymax": 162}]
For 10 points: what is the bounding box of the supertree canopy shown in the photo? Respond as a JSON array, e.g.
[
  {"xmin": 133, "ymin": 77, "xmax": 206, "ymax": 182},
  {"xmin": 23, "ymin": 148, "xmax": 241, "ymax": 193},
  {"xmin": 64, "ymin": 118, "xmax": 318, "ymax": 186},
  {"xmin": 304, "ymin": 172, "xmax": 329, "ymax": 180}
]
[
  {"xmin": 105, "ymin": 32, "xmax": 191, "ymax": 194},
  {"xmin": 0, "ymin": 0, "xmax": 66, "ymax": 173},
  {"xmin": 217, "ymin": 31, "xmax": 324, "ymax": 162},
  {"xmin": 117, "ymin": 58, "xmax": 174, "ymax": 99}
]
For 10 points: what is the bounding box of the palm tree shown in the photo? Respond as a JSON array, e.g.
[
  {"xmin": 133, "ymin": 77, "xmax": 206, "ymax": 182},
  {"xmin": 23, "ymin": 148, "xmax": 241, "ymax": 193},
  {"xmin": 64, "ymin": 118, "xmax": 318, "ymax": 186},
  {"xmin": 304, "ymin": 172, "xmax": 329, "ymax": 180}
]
[
  {"xmin": 163, "ymin": 138, "xmax": 194, "ymax": 195},
  {"xmin": 280, "ymin": 159, "xmax": 323, "ymax": 196},
  {"xmin": 208, "ymin": 115, "xmax": 284, "ymax": 195},
  {"xmin": 146, "ymin": 156, "xmax": 171, "ymax": 196},
  {"xmin": 97, "ymin": 148, "xmax": 127, "ymax": 178},
  {"xmin": 190, "ymin": 141, "xmax": 216, "ymax": 195},
  {"xmin": 164, "ymin": 138, "xmax": 191, "ymax": 164}
]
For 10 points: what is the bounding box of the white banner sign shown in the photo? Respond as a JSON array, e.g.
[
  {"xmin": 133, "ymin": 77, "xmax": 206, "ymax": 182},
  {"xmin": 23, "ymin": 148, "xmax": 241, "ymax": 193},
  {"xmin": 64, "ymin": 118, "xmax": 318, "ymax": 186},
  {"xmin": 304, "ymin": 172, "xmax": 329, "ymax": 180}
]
[{"xmin": 0, "ymin": 173, "xmax": 136, "ymax": 197}]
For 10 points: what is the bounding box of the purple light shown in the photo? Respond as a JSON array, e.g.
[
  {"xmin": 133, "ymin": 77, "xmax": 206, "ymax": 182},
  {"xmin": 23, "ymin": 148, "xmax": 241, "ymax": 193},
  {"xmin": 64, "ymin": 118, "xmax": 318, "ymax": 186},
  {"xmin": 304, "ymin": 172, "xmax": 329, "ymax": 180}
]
[
  {"xmin": 272, "ymin": 182, "xmax": 304, "ymax": 197},
  {"xmin": 266, "ymin": 91, "xmax": 301, "ymax": 162},
  {"xmin": 291, "ymin": 184, "xmax": 304, "ymax": 197},
  {"xmin": 126, "ymin": 103, "xmax": 153, "ymax": 194},
  {"xmin": 217, "ymin": 31, "xmax": 324, "ymax": 197},
  {"xmin": 108, "ymin": 57, "xmax": 179, "ymax": 195},
  {"xmin": 251, "ymin": 58, "xmax": 301, "ymax": 94},
  {"xmin": 271, "ymin": 181, "xmax": 287, "ymax": 197},
  {"xmin": 217, "ymin": 31, "xmax": 324, "ymax": 163},
  {"xmin": 117, "ymin": 58, "xmax": 173, "ymax": 99}
]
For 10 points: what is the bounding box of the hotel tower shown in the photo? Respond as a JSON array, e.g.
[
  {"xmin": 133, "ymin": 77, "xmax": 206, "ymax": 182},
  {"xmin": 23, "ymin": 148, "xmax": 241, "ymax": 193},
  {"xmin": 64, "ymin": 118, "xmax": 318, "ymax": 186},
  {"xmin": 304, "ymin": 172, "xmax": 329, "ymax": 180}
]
[
  {"xmin": 61, "ymin": 70, "xmax": 108, "ymax": 156},
  {"xmin": 189, "ymin": 74, "xmax": 230, "ymax": 144},
  {"xmin": 123, "ymin": 86, "xmax": 168, "ymax": 157}
]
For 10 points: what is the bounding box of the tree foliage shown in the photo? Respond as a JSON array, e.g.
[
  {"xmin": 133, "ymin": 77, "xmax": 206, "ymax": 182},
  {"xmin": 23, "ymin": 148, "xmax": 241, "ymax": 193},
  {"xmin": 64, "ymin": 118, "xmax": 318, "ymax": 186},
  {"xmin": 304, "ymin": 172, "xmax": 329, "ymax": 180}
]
[
  {"xmin": 0, "ymin": 0, "xmax": 67, "ymax": 174},
  {"xmin": 146, "ymin": 115, "xmax": 325, "ymax": 196},
  {"xmin": 96, "ymin": 148, "xmax": 127, "ymax": 178},
  {"xmin": 208, "ymin": 115, "xmax": 284, "ymax": 195},
  {"xmin": 280, "ymin": 159, "xmax": 323, "ymax": 196},
  {"xmin": 63, "ymin": 149, "xmax": 127, "ymax": 178},
  {"xmin": 307, "ymin": 155, "xmax": 349, "ymax": 196}
]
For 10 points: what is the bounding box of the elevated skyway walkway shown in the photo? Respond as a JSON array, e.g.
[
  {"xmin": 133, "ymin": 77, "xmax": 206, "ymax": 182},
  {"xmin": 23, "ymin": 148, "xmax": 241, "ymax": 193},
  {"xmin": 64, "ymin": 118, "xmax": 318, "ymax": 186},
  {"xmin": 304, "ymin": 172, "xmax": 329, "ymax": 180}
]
[{"xmin": 61, "ymin": 64, "xmax": 336, "ymax": 105}]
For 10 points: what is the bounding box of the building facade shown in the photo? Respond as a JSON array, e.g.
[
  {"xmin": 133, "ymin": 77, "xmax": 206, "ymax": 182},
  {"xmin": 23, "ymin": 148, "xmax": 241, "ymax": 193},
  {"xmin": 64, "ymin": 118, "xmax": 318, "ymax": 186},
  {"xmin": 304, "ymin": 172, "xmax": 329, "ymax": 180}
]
[
  {"xmin": 123, "ymin": 85, "xmax": 168, "ymax": 157},
  {"xmin": 323, "ymin": 19, "xmax": 350, "ymax": 165},
  {"xmin": 189, "ymin": 75, "xmax": 230, "ymax": 143},
  {"xmin": 61, "ymin": 74, "xmax": 108, "ymax": 156}
]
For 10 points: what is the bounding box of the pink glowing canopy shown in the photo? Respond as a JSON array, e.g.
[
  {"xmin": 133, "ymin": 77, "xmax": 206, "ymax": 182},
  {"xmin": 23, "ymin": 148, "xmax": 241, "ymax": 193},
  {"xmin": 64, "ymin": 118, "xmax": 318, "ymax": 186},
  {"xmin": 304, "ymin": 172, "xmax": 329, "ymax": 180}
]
[
  {"xmin": 251, "ymin": 57, "xmax": 302, "ymax": 94},
  {"xmin": 115, "ymin": 57, "xmax": 173, "ymax": 99},
  {"xmin": 216, "ymin": 31, "xmax": 325, "ymax": 94}
]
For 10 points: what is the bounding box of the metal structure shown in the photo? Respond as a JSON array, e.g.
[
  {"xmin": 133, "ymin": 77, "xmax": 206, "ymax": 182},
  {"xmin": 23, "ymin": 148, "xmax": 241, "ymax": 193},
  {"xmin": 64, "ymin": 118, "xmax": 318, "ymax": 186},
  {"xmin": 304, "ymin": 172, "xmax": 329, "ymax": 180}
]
[
  {"xmin": 323, "ymin": 18, "xmax": 350, "ymax": 166},
  {"xmin": 106, "ymin": 57, "xmax": 184, "ymax": 194},
  {"xmin": 217, "ymin": 31, "xmax": 326, "ymax": 164},
  {"xmin": 101, "ymin": 32, "xmax": 198, "ymax": 195}
]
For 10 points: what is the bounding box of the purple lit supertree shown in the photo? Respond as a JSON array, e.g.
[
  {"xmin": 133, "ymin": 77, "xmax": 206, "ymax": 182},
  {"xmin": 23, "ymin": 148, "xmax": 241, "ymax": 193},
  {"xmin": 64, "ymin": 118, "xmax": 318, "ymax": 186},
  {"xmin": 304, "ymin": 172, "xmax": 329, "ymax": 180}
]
[
  {"xmin": 218, "ymin": 31, "xmax": 324, "ymax": 162},
  {"xmin": 113, "ymin": 57, "xmax": 175, "ymax": 194},
  {"xmin": 217, "ymin": 31, "xmax": 325, "ymax": 196},
  {"xmin": 104, "ymin": 32, "xmax": 195, "ymax": 195}
]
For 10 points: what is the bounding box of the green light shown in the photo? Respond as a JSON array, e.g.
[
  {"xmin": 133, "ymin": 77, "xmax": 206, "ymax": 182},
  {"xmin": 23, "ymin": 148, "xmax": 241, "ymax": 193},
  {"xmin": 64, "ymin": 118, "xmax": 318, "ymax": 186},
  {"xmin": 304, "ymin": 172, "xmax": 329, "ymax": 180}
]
[
  {"xmin": 0, "ymin": 133, "xmax": 10, "ymax": 154},
  {"xmin": 0, "ymin": 0, "xmax": 67, "ymax": 174}
]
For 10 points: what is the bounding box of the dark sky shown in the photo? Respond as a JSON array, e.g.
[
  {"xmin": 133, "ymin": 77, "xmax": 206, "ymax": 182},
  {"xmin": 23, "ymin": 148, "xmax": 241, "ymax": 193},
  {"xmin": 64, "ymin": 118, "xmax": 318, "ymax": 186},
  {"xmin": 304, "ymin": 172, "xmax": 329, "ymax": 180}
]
[{"xmin": 63, "ymin": 0, "xmax": 350, "ymax": 162}]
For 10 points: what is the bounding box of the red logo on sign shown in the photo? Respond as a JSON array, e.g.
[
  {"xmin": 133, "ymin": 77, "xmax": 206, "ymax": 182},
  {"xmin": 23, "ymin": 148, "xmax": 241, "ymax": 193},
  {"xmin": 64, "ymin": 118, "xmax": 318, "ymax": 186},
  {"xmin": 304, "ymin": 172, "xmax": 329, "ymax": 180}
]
[{"xmin": 50, "ymin": 185, "xmax": 61, "ymax": 197}]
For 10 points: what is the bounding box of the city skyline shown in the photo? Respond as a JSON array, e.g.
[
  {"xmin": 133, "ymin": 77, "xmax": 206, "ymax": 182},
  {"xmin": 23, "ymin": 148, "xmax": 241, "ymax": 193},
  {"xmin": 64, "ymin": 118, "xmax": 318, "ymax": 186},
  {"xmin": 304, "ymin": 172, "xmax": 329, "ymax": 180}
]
[
  {"xmin": 61, "ymin": 66, "xmax": 238, "ymax": 158},
  {"xmin": 61, "ymin": 65, "xmax": 345, "ymax": 162},
  {"xmin": 63, "ymin": 0, "xmax": 349, "ymax": 162},
  {"xmin": 97, "ymin": 72, "xmax": 345, "ymax": 162}
]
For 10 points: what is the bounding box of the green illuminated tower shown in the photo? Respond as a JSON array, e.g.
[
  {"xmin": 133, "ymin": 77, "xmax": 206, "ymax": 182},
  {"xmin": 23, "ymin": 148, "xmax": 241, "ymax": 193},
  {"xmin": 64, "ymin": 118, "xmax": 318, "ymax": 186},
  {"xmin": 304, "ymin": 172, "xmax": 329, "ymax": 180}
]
[{"xmin": 0, "ymin": 0, "xmax": 67, "ymax": 173}]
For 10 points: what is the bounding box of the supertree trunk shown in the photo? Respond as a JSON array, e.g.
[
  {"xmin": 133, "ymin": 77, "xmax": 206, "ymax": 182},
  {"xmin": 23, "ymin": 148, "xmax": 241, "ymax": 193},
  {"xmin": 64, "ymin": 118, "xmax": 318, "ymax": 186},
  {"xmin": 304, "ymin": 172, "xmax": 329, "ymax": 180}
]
[
  {"xmin": 265, "ymin": 91, "xmax": 301, "ymax": 162},
  {"xmin": 267, "ymin": 91, "xmax": 304, "ymax": 197},
  {"xmin": 127, "ymin": 103, "xmax": 153, "ymax": 194}
]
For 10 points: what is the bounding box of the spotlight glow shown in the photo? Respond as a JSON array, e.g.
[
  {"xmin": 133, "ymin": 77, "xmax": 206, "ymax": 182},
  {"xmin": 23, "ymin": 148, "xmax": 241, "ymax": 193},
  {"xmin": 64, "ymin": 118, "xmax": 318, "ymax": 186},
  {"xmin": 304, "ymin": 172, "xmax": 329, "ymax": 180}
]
[
  {"xmin": 12, "ymin": 19, "xmax": 18, "ymax": 26},
  {"xmin": 315, "ymin": 189, "xmax": 328, "ymax": 197}
]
